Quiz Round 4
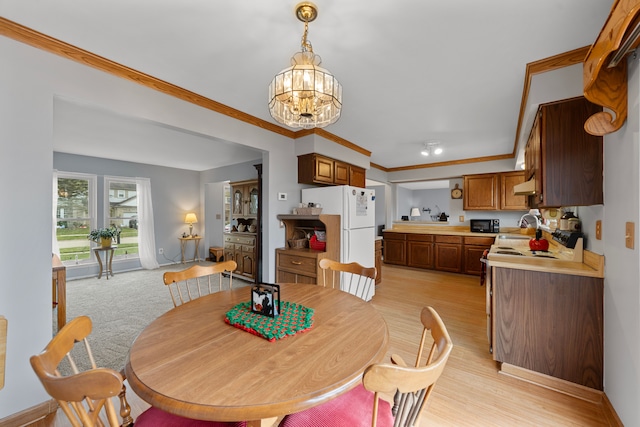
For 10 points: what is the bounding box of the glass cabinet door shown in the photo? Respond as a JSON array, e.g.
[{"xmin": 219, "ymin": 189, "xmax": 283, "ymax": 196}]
[
  {"xmin": 232, "ymin": 187, "xmax": 244, "ymax": 216},
  {"xmin": 248, "ymin": 186, "xmax": 259, "ymax": 217}
]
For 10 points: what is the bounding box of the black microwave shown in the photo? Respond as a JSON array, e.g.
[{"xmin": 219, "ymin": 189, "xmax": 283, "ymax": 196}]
[{"xmin": 470, "ymin": 219, "xmax": 500, "ymax": 233}]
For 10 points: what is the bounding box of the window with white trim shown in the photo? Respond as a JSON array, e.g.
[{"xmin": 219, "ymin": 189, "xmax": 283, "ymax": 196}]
[
  {"xmin": 56, "ymin": 172, "xmax": 96, "ymax": 264},
  {"xmin": 105, "ymin": 176, "xmax": 139, "ymax": 260}
]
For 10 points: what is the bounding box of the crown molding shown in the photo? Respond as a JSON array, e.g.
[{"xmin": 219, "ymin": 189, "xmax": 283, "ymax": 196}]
[{"xmin": 0, "ymin": 17, "xmax": 588, "ymax": 173}]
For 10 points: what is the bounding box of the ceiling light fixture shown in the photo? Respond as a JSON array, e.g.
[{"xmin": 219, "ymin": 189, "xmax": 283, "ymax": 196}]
[
  {"xmin": 420, "ymin": 141, "xmax": 443, "ymax": 157},
  {"xmin": 268, "ymin": 2, "xmax": 342, "ymax": 129}
]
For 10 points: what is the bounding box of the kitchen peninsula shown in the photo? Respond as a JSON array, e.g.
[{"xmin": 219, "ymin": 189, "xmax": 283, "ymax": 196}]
[{"xmin": 485, "ymin": 230, "xmax": 604, "ymax": 400}]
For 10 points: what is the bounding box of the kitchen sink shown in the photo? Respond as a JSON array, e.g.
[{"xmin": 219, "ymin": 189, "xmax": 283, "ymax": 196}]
[{"xmin": 496, "ymin": 234, "xmax": 531, "ymax": 240}]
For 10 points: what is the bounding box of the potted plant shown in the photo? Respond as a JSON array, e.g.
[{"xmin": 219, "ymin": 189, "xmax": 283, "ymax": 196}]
[{"xmin": 87, "ymin": 226, "xmax": 120, "ymax": 248}]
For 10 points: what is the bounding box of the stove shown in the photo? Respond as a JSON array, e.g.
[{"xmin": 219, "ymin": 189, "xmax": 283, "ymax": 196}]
[
  {"xmin": 487, "ymin": 230, "xmax": 584, "ymax": 262},
  {"xmin": 491, "ymin": 246, "xmax": 560, "ymax": 259},
  {"xmin": 551, "ymin": 230, "xmax": 584, "ymax": 249}
]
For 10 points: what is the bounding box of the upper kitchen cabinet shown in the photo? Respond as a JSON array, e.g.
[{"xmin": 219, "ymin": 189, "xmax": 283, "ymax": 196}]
[
  {"xmin": 527, "ymin": 96, "xmax": 603, "ymax": 208},
  {"xmin": 499, "ymin": 171, "xmax": 528, "ymax": 210},
  {"xmin": 463, "ymin": 172, "xmax": 527, "ymax": 211},
  {"xmin": 231, "ymin": 180, "xmax": 259, "ymax": 218},
  {"xmin": 463, "ymin": 173, "xmax": 499, "ymax": 210},
  {"xmin": 298, "ymin": 153, "xmax": 366, "ymax": 187}
]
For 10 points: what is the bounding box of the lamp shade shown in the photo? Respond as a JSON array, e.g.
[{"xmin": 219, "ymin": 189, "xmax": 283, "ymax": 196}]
[
  {"xmin": 410, "ymin": 208, "xmax": 421, "ymax": 217},
  {"xmin": 184, "ymin": 213, "xmax": 198, "ymax": 224}
]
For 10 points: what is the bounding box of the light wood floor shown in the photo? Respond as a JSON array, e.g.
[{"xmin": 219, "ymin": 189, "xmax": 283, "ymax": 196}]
[{"xmin": 31, "ymin": 264, "xmax": 615, "ymax": 426}]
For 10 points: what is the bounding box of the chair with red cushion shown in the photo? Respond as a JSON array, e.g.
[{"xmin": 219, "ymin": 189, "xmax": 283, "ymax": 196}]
[
  {"xmin": 30, "ymin": 315, "xmax": 245, "ymax": 427},
  {"xmin": 279, "ymin": 306, "xmax": 453, "ymax": 427}
]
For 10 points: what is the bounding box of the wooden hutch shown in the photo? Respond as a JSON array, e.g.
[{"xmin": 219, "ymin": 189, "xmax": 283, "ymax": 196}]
[{"xmin": 275, "ymin": 214, "xmax": 340, "ymax": 287}]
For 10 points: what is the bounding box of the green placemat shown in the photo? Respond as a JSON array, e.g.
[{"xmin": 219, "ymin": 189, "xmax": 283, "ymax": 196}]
[{"xmin": 225, "ymin": 301, "xmax": 314, "ymax": 342}]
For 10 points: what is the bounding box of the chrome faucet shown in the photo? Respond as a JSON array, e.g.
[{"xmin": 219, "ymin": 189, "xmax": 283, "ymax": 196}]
[{"xmin": 519, "ymin": 211, "xmax": 541, "ymax": 229}]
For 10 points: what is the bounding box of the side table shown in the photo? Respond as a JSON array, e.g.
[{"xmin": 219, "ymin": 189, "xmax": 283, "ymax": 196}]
[
  {"xmin": 93, "ymin": 245, "xmax": 117, "ymax": 279},
  {"xmin": 179, "ymin": 236, "xmax": 202, "ymax": 263}
]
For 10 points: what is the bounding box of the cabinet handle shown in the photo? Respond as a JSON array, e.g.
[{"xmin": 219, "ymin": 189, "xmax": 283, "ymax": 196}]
[{"xmin": 291, "ymin": 260, "xmax": 303, "ymax": 265}]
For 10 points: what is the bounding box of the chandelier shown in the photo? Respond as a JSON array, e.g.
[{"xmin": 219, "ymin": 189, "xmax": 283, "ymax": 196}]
[{"xmin": 268, "ymin": 2, "xmax": 342, "ymax": 129}]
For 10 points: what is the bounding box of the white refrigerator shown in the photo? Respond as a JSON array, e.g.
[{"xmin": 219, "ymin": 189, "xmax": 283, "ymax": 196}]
[{"xmin": 301, "ymin": 185, "xmax": 376, "ymax": 300}]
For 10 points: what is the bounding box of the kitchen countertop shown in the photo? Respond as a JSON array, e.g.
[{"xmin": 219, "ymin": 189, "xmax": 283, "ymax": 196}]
[
  {"xmin": 384, "ymin": 225, "xmax": 521, "ymax": 237},
  {"xmin": 384, "ymin": 225, "xmax": 604, "ymax": 278},
  {"xmin": 487, "ymin": 234, "xmax": 604, "ymax": 278}
]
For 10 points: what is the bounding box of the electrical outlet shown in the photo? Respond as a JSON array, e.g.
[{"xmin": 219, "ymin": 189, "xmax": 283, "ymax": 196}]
[
  {"xmin": 158, "ymin": 248, "xmax": 164, "ymax": 254},
  {"xmin": 595, "ymin": 220, "xmax": 602, "ymax": 240},
  {"xmin": 459, "ymin": 215, "xmax": 464, "ymax": 222}
]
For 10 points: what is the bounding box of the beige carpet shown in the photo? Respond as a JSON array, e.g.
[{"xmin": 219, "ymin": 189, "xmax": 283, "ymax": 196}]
[{"xmin": 52, "ymin": 262, "xmax": 250, "ymax": 372}]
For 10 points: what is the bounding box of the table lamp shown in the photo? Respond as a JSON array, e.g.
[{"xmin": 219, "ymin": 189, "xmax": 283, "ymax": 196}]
[
  {"xmin": 185, "ymin": 213, "xmax": 198, "ymax": 236},
  {"xmin": 410, "ymin": 208, "xmax": 421, "ymax": 221}
]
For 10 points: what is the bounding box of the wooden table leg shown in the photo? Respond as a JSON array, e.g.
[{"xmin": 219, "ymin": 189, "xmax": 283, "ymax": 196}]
[
  {"xmin": 107, "ymin": 248, "xmax": 114, "ymax": 279},
  {"xmin": 96, "ymin": 250, "xmax": 104, "ymax": 279},
  {"xmin": 180, "ymin": 240, "xmax": 187, "ymax": 264},
  {"xmin": 246, "ymin": 417, "xmax": 278, "ymax": 427}
]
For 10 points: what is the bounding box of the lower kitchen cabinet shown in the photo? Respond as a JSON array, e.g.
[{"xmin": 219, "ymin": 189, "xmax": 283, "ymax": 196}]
[
  {"xmin": 382, "ymin": 232, "xmax": 407, "ymax": 265},
  {"xmin": 463, "ymin": 236, "xmax": 494, "ymax": 275},
  {"xmin": 434, "ymin": 235, "xmax": 462, "ymax": 273},
  {"xmin": 407, "ymin": 234, "xmax": 434, "ymax": 269},
  {"xmin": 491, "ymin": 267, "xmax": 603, "ymax": 390},
  {"xmin": 384, "ymin": 231, "xmax": 492, "ymax": 276},
  {"xmin": 375, "ymin": 239, "xmax": 382, "ymax": 284}
]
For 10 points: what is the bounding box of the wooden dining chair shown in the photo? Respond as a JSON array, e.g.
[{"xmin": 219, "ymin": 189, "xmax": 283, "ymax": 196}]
[
  {"xmin": 30, "ymin": 315, "xmax": 246, "ymax": 427},
  {"xmin": 319, "ymin": 258, "xmax": 377, "ymax": 301},
  {"xmin": 163, "ymin": 260, "xmax": 237, "ymax": 307},
  {"xmin": 279, "ymin": 306, "xmax": 453, "ymax": 427}
]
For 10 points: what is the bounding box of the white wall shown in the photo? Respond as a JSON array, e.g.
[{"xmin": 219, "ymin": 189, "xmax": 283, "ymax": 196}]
[
  {"xmin": 0, "ymin": 35, "xmax": 297, "ymax": 418},
  {"xmin": 0, "ymin": 37, "xmax": 54, "ymax": 416},
  {"xmin": 600, "ymin": 55, "xmax": 640, "ymax": 425}
]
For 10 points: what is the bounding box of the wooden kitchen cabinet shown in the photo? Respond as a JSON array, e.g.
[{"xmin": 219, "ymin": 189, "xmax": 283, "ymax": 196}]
[
  {"xmin": 407, "ymin": 234, "xmax": 434, "ymax": 269},
  {"xmin": 529, "ymin": 96, "xmax": 603, "ymax": 208},
  {"xmin": 382, "ymin": 232, "xmax": 407, "ymax": 265},
  {"xmin": 463, "ymin": 171, "xmax": 527, "ymax": 211},
  {"xmin": 463, "ymin": 174, "xmax": 499, "ymax": 210},
  {"xmin": 276, "ymin": 214, "xmax": 340, "ymax": 287},
  {"xmin": 230, "ymin": 180, "xmax": 258, "ymax": 218},
  {"xmin": 349, "ymin": 165, "xmax": 366, "ymax": 188},
  {"xmin": 492, "ymin": 267, "xmax": 603, "ymax": 390},
  {"xmin": 463, "ymin": 236, "xmax": 494, "ymax": 276},
  {"xmin": 333, "ymin": 160, "xmax": 349, "ymax": 185},
  {"xmin": 298, "ymin": 153, "xmax": 367, "ymax": 187},
  {"xmin": 499, "ymin": 171, "xmax": 528, "ymax": 210},
  {"xmin": 375, "ymin": 239, "xmax": 382, "ymax": 284},
  {"xmin": 434, "ymin": 235, "xmax": 463, "ymax": 273}
]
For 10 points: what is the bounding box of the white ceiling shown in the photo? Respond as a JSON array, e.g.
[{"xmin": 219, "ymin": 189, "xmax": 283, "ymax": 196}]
[{"xmin": 0, "ymin": 1, "xmax": 613, "ymax": 172}]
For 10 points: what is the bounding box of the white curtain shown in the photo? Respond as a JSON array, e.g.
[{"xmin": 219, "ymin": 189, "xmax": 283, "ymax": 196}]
[
  {"xmin": 136, "ymin": 177, "xmax": 159, "ymax": 270},
  {"xmin": 52, "ymin": 170, "xmax": 60, "ymax": 257}
]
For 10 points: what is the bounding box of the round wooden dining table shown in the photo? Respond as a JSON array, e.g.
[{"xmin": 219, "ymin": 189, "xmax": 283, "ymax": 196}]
[{"xmin": 124, "ymin": 283, "xmax": 389, "ymax": 426}]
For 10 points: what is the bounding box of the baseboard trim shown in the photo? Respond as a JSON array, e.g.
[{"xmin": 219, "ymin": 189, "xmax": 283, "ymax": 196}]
[
  {"xmin": 0, "ymin": 399, "xmax": 57, "ymax": 427},
  {"xmin": 601, "ymin": 393, "xmax": 624, "ymax": 426},
  {"xmin": 499, "ymin": 363, "xmax": 603, "ymax": 403}
]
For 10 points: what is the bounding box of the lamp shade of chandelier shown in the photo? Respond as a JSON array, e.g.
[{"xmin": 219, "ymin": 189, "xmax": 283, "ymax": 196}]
[{"xmin": 268, "ymin": 3, "xmax": 342, "ymax": 129}]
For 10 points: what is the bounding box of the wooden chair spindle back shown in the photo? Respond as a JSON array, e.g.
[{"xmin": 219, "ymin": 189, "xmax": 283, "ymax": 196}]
[{"xmin": 162, "ymin": 261, "xmax": 237, "ymax": 307}]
